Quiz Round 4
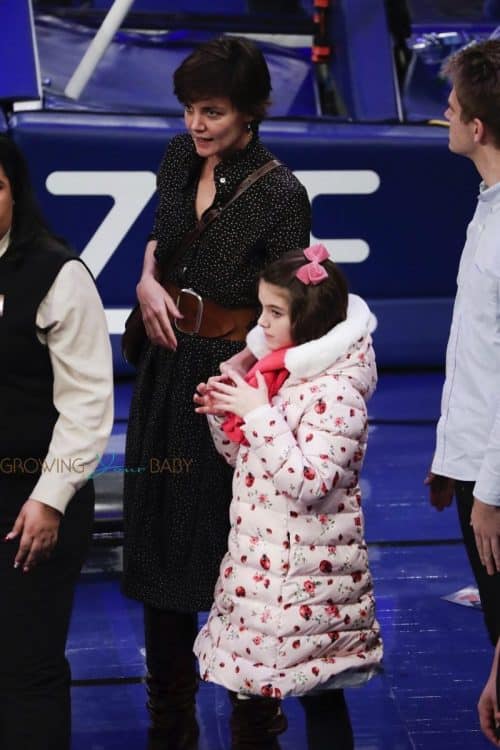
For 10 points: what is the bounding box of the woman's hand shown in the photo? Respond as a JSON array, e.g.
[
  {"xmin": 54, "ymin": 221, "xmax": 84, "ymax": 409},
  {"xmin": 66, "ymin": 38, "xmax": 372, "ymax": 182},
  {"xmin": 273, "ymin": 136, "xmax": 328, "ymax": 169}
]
[
  {"xmin": 4, "ymin": 499, "xmax": 62, "ymax": 572},
  {"xmin": 137, "ymin": 274, "xmax": 181, "ymax": 351},
  {"xmin": 210, "ymin": 368, "xmax": 269, "ymax": 418},
  {"xmin": 194, "ymin": 376, "xmax": 229, "ymax": 415}
]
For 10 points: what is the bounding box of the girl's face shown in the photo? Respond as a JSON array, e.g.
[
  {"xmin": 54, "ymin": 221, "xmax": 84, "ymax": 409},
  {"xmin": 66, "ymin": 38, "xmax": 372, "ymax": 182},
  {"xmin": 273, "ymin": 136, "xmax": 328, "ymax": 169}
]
[
  {"xmin": 184, "ymin": 97, "xmax": 252, "ymax": 162},
  {"xmin": 257, "ymin": 280, "xmax": 294, "ymax": 351},
  {"xmin": 0, "ymin": 165, "xmax": 13, "ymax": 239}
]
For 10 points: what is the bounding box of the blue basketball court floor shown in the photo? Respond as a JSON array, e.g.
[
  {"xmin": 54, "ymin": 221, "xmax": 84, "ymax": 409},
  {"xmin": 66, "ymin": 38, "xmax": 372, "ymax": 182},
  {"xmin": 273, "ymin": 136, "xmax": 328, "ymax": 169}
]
[{"xmin": 69, "ymin": 371, "xmax": 495, "ymax": 749}]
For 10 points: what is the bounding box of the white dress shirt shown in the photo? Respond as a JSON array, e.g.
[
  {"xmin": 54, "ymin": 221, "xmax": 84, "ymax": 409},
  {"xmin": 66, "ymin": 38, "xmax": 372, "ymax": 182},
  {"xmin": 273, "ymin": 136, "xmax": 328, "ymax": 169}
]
[
  {"xmin": 432, "ymin": 180, "xmax": 500, "ymax": 506},
  {"xmin": 0, "ymin": 231, "xmax": 113, "ymax": 514}
]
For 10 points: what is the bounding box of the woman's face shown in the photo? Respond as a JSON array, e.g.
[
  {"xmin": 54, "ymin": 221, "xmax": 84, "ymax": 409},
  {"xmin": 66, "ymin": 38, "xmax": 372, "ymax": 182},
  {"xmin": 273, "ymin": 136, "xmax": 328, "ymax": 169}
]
[
  {"xmin": 184, "ymin": 97, "xmax": 253, "ymax": 162},
  {"xmin": 0, "ymin": 165, "xmax": 13, "ymax": 239}
]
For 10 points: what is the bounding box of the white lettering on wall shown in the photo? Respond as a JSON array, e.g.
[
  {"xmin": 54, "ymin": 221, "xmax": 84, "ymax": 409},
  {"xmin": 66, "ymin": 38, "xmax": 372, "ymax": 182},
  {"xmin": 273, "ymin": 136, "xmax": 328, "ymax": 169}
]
[
  {"xmin": 46, "ymin": 171, "xmax": 156, "ymax": 277},
  {"xmin": 295, "ymin": 170, "xmax": 380, "ymax": 263},
  {"xmin": 45, "ymin": 169, "xmax": 380, "ymax": 333}
]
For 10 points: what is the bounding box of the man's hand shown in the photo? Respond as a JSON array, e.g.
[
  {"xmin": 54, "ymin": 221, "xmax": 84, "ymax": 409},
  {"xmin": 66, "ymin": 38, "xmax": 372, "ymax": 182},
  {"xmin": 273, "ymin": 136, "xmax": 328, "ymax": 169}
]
[
  {"xmin": 136, "ymin": 274, "xmax": 181, "ymax": 351},
  {"xmin": 4, "ymin": 499, "xmax": 61, "ymax": 572},
  {"xmin": 425, "ymin": 471, "xmax": 455, "ymax": 511},
  {"xmin": 471, "ymin": 498, "xmax": 500, "ymax": 575}
]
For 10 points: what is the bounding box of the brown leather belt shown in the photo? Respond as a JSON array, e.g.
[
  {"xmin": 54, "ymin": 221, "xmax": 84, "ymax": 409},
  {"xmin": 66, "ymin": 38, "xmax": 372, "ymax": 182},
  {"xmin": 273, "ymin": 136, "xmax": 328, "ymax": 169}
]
[{"xmin": 165, "ymin": 282, "xmax": 257, "ymax": 342}]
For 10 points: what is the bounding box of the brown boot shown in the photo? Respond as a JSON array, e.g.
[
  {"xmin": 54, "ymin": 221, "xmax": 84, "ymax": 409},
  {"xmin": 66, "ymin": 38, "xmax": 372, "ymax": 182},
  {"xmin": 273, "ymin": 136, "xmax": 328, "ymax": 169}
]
[
  {"xmin": 229, "ymin": 692, "xmax": 288, "ymax": 750},
  {"xmin": 146, "ymin": 673, "xmax": 199, "ymax": 750}
]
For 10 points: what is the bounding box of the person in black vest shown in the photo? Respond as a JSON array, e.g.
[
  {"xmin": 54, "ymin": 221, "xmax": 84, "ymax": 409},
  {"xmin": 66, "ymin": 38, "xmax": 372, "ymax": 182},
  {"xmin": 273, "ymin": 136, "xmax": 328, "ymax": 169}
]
[
  {"xmin": 122, "ymin": 36, "xmax": 310, "ymax": 750},
  {"xmin": 0, "ymin": 136, "xmax": 113, "ymax": 750}
]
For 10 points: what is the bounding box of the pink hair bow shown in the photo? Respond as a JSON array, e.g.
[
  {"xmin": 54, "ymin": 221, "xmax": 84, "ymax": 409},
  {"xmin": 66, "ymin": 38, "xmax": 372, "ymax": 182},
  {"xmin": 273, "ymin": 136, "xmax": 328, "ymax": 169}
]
[{"xmin": 295, "ymin": 244, "xmax": 329, "ymax": 285}]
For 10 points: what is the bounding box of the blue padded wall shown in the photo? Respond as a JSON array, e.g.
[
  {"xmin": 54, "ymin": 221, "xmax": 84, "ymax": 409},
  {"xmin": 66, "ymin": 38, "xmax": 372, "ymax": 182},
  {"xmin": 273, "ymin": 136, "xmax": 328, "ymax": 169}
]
[{"xmin": 0, "ymin": 0, "xmax": 41, "ymax": 102}]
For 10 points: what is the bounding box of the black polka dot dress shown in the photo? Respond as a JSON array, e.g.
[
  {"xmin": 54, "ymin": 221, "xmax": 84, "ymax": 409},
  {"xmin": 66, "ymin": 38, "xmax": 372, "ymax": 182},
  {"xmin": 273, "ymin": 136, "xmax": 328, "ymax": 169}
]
[{"xmin": 123, "ymin": 133, "xmax": 311, "ymax": 613}]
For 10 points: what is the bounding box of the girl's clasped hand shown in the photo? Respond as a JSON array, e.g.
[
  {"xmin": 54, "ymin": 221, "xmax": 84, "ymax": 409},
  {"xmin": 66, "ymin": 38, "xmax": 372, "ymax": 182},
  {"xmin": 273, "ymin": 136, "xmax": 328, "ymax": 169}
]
[{"xmin": 194, "ymin": 368, "xmax": 269, "ymax": 418}]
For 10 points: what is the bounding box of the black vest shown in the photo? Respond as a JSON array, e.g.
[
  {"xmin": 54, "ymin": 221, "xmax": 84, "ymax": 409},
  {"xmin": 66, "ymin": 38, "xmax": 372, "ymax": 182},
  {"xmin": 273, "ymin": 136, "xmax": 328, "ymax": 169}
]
[{"xmin": 0, "ymin": 240, "xmax": 79, "ymax": 465}]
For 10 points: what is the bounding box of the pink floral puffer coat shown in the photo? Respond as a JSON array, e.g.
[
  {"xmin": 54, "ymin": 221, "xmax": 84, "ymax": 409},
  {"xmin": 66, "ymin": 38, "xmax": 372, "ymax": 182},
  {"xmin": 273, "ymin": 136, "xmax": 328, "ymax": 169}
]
[{"xmin": 194, "ymin": 294, "xmax": 383, "ymax": 698}]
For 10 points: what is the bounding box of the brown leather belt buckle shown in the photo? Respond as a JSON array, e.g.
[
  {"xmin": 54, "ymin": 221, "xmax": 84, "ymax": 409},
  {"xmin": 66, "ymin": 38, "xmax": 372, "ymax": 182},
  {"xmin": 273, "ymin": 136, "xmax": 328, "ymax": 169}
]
[{"xmin": 174, "ymin": 288, "xmax": 204, "ymax": 335}]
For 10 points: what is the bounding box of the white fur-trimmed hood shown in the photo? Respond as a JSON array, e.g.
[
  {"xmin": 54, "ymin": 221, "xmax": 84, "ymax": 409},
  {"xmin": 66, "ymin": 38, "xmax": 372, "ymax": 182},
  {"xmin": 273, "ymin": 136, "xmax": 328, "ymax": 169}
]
[{"xmin": 246, "ymin": 293, "xmax": 376, "ymax": 380}]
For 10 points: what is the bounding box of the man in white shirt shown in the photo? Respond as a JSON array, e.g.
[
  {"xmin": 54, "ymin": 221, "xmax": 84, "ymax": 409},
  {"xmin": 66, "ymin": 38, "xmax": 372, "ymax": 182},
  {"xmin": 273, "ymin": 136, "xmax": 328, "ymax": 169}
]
[{"xmin": 426, "ymin": 39, "xmax": 500, "ymax": 746}]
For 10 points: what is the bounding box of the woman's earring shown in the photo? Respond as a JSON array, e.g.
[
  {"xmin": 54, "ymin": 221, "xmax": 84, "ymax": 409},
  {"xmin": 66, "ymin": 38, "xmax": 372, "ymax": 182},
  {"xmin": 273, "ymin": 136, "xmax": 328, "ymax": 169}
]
[{"xmin": 247, "ymin": 122, "xmax": 252, "ymax": 132}]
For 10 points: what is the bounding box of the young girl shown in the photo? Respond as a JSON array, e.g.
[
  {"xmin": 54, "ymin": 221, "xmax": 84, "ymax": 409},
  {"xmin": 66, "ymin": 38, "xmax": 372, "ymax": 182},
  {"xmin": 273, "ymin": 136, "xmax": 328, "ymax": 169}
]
[{"xmin": 193, "ymin": 244, "xmax": 383, "ymax": 750}]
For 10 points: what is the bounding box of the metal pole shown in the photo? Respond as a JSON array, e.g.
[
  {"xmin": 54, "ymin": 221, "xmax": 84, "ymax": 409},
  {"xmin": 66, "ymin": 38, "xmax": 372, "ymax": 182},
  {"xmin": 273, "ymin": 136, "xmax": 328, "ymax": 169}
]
[{"xmin": 65, "ymin": 0, "xmax": 135, "ymax": 100}]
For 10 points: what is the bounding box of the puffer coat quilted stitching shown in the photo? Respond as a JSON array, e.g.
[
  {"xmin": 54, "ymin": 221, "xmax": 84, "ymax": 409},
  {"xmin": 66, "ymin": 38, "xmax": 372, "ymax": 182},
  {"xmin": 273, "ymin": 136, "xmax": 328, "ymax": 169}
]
[{"xmin": 194, "ymin": 294, "xmax": 383, "ymax": 698}]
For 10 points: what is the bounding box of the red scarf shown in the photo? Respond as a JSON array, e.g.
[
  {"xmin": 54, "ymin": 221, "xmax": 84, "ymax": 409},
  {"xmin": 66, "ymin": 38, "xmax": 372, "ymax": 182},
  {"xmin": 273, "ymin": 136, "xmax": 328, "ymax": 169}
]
[{"xmin": 221, "ymin": 347, "xmax": 290, "ymax": 445}]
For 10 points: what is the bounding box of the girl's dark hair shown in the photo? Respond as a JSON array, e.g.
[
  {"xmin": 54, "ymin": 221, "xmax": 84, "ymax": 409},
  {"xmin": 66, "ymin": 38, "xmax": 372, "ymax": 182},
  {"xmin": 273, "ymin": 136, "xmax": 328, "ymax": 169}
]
[
  {"xmin": 260, "ymin": 248, "xmax": 349, "ymax": 346},
  {"xmin": 173, "ymin": 36, "xmax": 271, "ymax": 125},
  {"xmin": 0, "ymin": 135, "xmax": 51, "ymax": 253}
]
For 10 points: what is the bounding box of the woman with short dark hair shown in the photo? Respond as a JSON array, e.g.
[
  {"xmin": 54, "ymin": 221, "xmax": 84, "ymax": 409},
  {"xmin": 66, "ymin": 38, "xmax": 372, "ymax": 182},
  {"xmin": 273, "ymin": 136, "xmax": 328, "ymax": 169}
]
[
  {"xmin": 122, "ymin": 35, "xmax": 311, "ymax": 750},
  {"xmin": 173, "ymin": 36, "xmax": 272, "ymax": 125}
]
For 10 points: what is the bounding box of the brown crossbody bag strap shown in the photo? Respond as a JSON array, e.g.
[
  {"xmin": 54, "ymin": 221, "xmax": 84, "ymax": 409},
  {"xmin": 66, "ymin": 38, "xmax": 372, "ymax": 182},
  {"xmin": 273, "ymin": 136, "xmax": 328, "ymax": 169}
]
[
  {"xmin": 162, "ymin": 158, "xmax": 281, "ymax": 271},
  {"xmin": 122, "ymin": 158, "xmax": 281, "ymax": 365}
]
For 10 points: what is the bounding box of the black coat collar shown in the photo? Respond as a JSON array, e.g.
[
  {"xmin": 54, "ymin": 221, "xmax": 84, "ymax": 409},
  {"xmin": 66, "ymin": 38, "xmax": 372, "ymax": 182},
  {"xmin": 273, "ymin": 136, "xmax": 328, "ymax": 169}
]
[{"xmin": 178, "ymin": 132, "xmax": 270, "ymax": 199}]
